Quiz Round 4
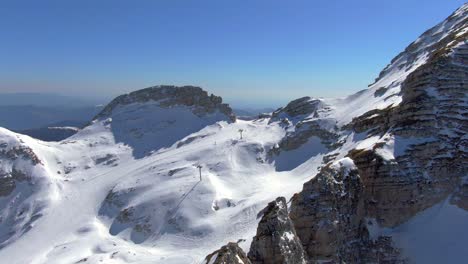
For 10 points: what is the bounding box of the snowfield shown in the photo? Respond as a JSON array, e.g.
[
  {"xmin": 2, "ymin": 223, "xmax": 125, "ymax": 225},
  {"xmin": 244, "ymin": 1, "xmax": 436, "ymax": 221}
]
[{"xmin": 0, "ymin": 106, "xmax": 325, "ymax": 264}]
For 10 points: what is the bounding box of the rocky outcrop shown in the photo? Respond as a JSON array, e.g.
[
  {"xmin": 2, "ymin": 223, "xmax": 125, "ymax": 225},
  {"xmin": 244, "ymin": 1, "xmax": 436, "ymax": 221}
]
[
  {"xmin": 347, "ymin": 145, "xmax": 455, "ymax": 227},
  {"xmin": 274, "ymin": 120, "xmax": 340, "ymax": 154},
  {"xmin": 268, "ymin": 117, "xmax": 340, "ymax": 162},
  {"xmin": 0, "ymin": 168, "xmax": 29, "ymax": 197},
  {"xmin": 268, "ymin": 97, "xmax": 340, "ymax": 161},
  {"xmin": 202, "ymin": 156, "xmax": 408, "ymax": 263},
  {"xmin": 202, "ymin": 242, "xmax": 252, "ymax": 264},
  {"xmin": 285, "ymin": 158, "xmax": 407, "ymax": 263},
  {"xmin": 289, "ymin": 158, "xmax": 369, "ymax": 262},
  {"xmin": 343, "ymin": 106, "xmax": 393, "ymax": 136},
  {"xmin": 0, "ymin": 142, "xmax": 40, "ymax": 197},
  {"xmin": 94, "ymin": 85, "xmax": 236, "ymax": 122},
  {"xmin": 0, "ymin": 172, "xmax": 16, "ymax": 197},
  {"xmin": 272, "ymin": 97, "xmax": 326, "ymax": 118},
  {"xmin": 361, "ymin": 236, "xmax": 406, "ymax": 264},
  {"xmin": 248, "ymin": 197, "xmax": 307, "ymax": 264},
  {"xmin": 0, "ymin": 145, "xmax": 42, "ymax": 166}
]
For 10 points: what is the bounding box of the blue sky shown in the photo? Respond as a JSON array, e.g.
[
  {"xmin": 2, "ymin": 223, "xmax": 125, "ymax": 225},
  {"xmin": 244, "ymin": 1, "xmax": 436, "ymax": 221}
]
[{"xmin": 0, "ymin": 0, "xmax": 464, "ymax": 107}]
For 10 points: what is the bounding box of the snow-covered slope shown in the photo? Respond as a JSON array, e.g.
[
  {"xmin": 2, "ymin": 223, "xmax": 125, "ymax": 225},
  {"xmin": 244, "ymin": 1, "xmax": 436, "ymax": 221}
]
[
  {"xmin": 0, "ymin": 4, "xmax": 467, "ymax": 264},
  {"xmin": 0, "ymin": 128, "xmax": 59, "ymax": 249},
  {"xmin": 0, "ymin": 86, "xmax": 323, "ymax": 263}
]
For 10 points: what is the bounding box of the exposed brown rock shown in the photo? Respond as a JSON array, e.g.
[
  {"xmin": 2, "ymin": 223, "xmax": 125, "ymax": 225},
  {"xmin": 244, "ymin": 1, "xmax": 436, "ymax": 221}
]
[
  {"xmin": 346, "ymin": 34, "xmax": 467, "ymax": 224},
  {"xmin": 0, "ymin": 152, "xmax": 34, "ymax": 197},
  {"xmin": 248, "ymin": 197, "xmax": 307, "ymax": 264},
  {"xmin": 94, "ymin": 85, "xmax": 236, "ymax": 122},
  {"xmin": 0, "ymin": 146, "xmax": 42, "ymax": 165},
  {"xmin": 203, "ymin": 242, "xmax": 252, "ymax": 264},
  {"xmin": 0, "ymin": 173, "xmax": 15, "ymax": 197},
  {"xmin": 361, "ymin": 236, "xmax": 407, "ymax": 264},
  {"xmin": 347, "ymin": 147, "xmax": 452, "ymax": 227},
  {"xmin": 289, "ymin": 159, "xmax": 367, "ymax": 262},
  {"xmin": 272, "ymin": 97, "xmax": 324, "ymax": 118}
]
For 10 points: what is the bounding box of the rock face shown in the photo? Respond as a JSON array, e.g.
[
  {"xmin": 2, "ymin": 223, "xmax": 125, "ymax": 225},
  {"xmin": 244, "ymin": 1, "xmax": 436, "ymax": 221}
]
[
  {"xmin": 272, "ymin": 97, "xmax": 326, "ymax": 118},
  {"xmin": 0, "ymin": 168, "xmax": 29, "ymax": 197},
  {"xmin": 0, "ymin": 145, "xmax": 42, "ymax": 166},
  {"xmin": 203, "ymin": 160, "xmax": 406, "ymax": 264},
  {"xmin": 248, "ymin": 197, "xmax": 307, "ymax": 264},
  {"xmin": 346, "ymin": 6, "xmax": 468, "ymax": 226},
  {"xmin": 287, "ymin": 159, "xmax": 407, "ymax": 263},
  {"xmin": 202, "ymin": 242, "xmax": 252, "ymax": 264},
  {"xmin": 275, "ymin": 120, "xmax": 339, "ymax": 152},
  {"xmin": 270, "ymin": 97, "xmax": 335, "ymax": 148},
  {"xmin": 289, "ymin": 158, "xmax": 367, "ymax": 262},
  {"xmin": 0, "ymin": 143, "xmax": 41, "ymax": 197},
  {"xmin": 95, "ymin": 85, "xmax": 236, "ymax": 122}
]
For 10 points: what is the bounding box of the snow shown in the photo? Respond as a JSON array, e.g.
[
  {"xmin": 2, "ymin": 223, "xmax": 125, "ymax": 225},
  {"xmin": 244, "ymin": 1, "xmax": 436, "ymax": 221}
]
[
  {"xmin": 0, "ymin": 101, "xmax": 390, "ymax": 263},
  {"xmin": 368, "ymin": 198, "xmax": 468, "ymax": 263},
  {"xmin": 330, "ymin": 157, "xmax": 356, "ymax": 177},
  {"xmin": 0, "ymin": 103, "xmax": 317, "ymax": 264},
  {"xmin": 0, "ymin": 5, "xmax": 466, "ymax": 262},
  {"xmin": 206, "ymin": 254, "xmax": 217, "ymax": 264},
  {"xmin": 101, "ymin": 101, "xmax": 230, "ymax": 158},
  {"xmin": 47, "ymin": 126, "xmax": 80, "ymax": 131},
  {"xmin": 282, "ymin": 231, "xmax": 295, "ymax": 241},
  {"xmin": 390, "ymin": 199, "xmax": 468, "ymax": 263},
  {"xmin": 273, "ymin": 136, "xmax": 327, "ymax": 171},
  {"xmin": 352, "ymin": 133, "xmax": 435, "ymax": 161},
  {"xmin": 235, "ymin": 255, "xmax": 245, "ymax": 264}
]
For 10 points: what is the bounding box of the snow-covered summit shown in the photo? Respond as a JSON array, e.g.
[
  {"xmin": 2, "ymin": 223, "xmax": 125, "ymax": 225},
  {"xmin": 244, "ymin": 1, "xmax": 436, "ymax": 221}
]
[
  {"xmin": 79, "ymin": 85, "xmax": 237, "ymax": 158},
  {"xmin": 95, "ymin": 85, "xmax": 235, "ymax": 122},
  {"xmin": 318, "ymin": 2, "xmax": 468, "ymax": 126}
]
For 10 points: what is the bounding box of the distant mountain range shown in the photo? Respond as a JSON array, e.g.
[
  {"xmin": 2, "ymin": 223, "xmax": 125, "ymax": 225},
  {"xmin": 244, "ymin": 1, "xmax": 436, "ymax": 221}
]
[
  {"xmin": 0, "ymin": 105, "xmax": 102, "ymax": 130},
  {"xmin": 0, "ymin": 93, "xmax": 106, "ymax": 108},
  {"xmin": 0, "ymin": 93, "xmax": 106, "ymax": 140}
]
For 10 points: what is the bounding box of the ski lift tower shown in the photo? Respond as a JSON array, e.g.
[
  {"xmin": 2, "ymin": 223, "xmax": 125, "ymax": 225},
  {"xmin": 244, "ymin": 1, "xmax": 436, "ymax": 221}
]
[
  {"xmin": 238, "ymin": 129, "xmax": 244, "ymax": 140},
  {"xmin": 196, "ymin": 165, "xmax": 203, "ymax": 181}
]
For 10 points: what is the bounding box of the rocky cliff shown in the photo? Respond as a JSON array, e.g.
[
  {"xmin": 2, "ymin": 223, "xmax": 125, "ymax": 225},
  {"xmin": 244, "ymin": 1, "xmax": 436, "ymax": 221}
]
[
  {"xmin": 202, "ymin": 242, "xmax": 252, "ymax": 264},
  {"xmin": 248, "ymin": 197, "xmax": 307, "ymax": 264},
  {"xmin": 94, "ymin": 85, "xmax": 236, "ymax": 122}
]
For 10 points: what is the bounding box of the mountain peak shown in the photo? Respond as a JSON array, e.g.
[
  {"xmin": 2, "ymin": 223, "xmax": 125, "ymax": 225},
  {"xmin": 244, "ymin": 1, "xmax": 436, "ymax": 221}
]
[
  {"xmin": 95, "ymin": 85, "xmax": 236, "ymax": 122},
  {"xmin": 82, "ymin": 85, "xmax": 236, "ymax": 158},
  {"xmin": 370, "ymin": 3, "xmax": 467, "ymax": 88}
]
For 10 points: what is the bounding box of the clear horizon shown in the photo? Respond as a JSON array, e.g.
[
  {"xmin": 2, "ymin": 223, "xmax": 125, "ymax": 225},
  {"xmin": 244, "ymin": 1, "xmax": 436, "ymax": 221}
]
[{"xmin": 0, "ymin": 0, "xmax": 464, "ymax": 108}]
